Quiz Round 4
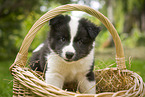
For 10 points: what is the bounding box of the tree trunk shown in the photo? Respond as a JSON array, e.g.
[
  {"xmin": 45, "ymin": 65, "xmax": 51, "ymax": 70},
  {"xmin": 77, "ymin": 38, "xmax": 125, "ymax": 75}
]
[
  {"xmin": 141, "ymin": 11, "xmax": 145, "ymax": 32},
  {"xmin": 102, "ymin": 0, "xmax": 114, "ymax": 48}
]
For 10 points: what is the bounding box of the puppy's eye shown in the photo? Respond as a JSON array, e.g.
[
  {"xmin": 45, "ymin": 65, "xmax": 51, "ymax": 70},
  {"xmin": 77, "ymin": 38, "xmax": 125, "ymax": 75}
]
[
  {"xmin": 78, "ymin": 39, "xmax": 83, "ymax": 45},
  {"xmin": 60, "ymin": 37, "xmax": 66, "ymax": 42}
]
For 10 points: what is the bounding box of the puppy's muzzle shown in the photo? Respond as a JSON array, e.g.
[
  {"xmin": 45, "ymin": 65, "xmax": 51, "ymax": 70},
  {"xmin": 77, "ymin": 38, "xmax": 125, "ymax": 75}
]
[{"xmin": 65, "ymin": 52, "xmax": 74, "ymax": 60}]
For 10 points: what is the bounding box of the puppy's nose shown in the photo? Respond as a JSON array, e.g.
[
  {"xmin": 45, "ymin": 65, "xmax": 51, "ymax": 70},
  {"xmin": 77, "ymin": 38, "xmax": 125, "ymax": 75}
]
[{"xmin": 65, "ymin": 52, "xmax": 74, "ymax": 59}]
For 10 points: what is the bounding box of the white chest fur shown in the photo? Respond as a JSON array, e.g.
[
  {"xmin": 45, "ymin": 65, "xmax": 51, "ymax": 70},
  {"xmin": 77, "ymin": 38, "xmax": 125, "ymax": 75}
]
[{"xmin": 45, "ymin": 48, "xmax": 94, "ymax": 84}]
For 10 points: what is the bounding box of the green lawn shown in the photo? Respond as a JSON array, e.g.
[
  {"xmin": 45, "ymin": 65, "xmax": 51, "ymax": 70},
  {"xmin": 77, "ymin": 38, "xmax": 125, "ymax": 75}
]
[
  {"xmin": 0, "ymin": 60, "xmax": 13, "ymax": 97},
  {"xmin": 0, "ymin": 47, "xmax": 145, "ymax": 96},
  {"xmin": 130, "ymin": 59, "xmax": 145, "ymax": 81},
  {"xmin": 95, "ymin": 59, "xmax": 145, "ymax": 81}
]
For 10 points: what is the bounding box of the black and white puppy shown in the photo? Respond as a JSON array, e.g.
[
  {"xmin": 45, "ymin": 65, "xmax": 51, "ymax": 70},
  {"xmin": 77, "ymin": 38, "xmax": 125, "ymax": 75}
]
[{"xmin": 30, "ymin": 15, "xmax": 100, "ymax": 94}]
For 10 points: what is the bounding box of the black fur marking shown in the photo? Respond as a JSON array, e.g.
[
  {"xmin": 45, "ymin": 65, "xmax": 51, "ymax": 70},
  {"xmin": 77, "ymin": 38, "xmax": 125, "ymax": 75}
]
[
  {"xmin": 29, "ymin": 41, "xmax": 49, "ymax": 72},
  {"xmin": 72, "ymin": 19, "xmax": 101, "ymax": 61},
  {"xmin": 49, "ymin": 15, "xmax": 71, "ymax": 26},
  {"xmin": 86, "ymin": 61, "xmax": 95, "ymax": 81},
  {"xmin": 49, "ymin": 15, "xmax": 71, "ymax": 55},
  {"xmin": 86, "ymin": 71, "xmax": 95, "ymax": 81},
  {"xmin": 79, "ymin": 18, "xmax": 101, "ymax": 39}
]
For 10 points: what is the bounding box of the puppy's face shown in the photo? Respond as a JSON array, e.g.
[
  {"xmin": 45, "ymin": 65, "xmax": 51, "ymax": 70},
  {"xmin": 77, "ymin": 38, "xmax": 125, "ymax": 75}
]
[{"xmin": 49, "ymin": 15, "xmax": 100, "ymax": 62}]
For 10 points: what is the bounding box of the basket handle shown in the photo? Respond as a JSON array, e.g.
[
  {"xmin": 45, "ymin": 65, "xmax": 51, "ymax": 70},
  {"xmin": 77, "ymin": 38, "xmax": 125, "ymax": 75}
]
[{"xmin": 10, "ymin": 4, "xmax": 126, "ymax": 72}]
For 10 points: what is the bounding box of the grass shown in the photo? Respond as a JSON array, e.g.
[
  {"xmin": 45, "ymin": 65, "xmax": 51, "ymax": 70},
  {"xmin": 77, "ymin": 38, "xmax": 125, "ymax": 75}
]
[
  {"xmin": 130, "ymin": 59, "xmax": 145, "ymax": 81},
  {"xmin": 0, "ymin": 47, "xmax": 145, "ymax": 96},
  {"xmin": 0, "ymin": 60, "xmax": 13, "ymax": 97},
  {"xmin": 95, "ymin": 59, "xmax": 145, "ymax": 81}
]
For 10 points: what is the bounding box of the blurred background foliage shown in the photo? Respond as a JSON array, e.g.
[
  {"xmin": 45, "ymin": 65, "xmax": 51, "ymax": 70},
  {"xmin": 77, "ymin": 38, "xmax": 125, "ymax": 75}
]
[
  {"xmin": 0, "ymin": 0, "xmax": 145, "ymax": 60},
  {"xmin": 0, "ymin": 0, "xmax": 145, "ymax": 96}
]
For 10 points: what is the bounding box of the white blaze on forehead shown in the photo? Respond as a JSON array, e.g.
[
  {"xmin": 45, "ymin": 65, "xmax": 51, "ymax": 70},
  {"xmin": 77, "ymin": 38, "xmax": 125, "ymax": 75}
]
[
  {"xmin": 69, "ymin": 16, "xmax": 79, "ymax": 42},
  {"xmin": 61, "ymin": 16, "xmax": 79, "ymax": 59}
]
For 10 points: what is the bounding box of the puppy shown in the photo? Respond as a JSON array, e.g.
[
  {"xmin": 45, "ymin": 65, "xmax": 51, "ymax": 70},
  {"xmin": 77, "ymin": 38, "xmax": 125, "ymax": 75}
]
[{"xmin": 30, "ymin": 15, "xmax": 100, "ymax": 94}]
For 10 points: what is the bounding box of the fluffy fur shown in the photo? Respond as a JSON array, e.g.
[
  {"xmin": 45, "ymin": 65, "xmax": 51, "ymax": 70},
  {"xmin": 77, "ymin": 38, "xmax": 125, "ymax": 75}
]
[{"xmin": 30, "ymin": 15, "xmax": 100, "ymax": 94}]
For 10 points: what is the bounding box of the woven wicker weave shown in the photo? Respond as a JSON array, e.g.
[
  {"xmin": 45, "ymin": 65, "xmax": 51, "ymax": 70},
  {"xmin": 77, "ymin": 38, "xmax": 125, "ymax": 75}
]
[{"xmin": 10, "ymin": 4, "xmax": 145, "ymax": 97}]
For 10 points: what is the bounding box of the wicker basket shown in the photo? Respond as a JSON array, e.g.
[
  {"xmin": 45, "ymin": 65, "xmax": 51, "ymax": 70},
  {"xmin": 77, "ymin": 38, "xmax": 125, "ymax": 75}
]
[{"xmin": 10, "ymin": 4, "xmax": 145, "ymax": 97}]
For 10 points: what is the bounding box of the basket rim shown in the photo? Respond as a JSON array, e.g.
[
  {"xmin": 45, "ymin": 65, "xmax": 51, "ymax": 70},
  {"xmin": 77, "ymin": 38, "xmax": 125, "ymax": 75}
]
[
  {"xmin": 12, "ymin": 66, "xmax": 145, "ymax": 97},
  {"xmin": 10, "ymin": 4, "xmax": 126, "ymax": 71}
]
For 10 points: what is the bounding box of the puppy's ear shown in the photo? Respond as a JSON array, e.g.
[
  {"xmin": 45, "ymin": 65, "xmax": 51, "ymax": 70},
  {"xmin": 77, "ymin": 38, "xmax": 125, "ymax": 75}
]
[
  {"xmin": 49, "ymin": 15, "xmax": 70, "ymax": 26},
  {"xmin": 87, "ymin": 24, "xmax": 101, "ymax": 39},
  {"xmin": 80, "ymin": 18, "xmax": 101, "ymax": 39}
]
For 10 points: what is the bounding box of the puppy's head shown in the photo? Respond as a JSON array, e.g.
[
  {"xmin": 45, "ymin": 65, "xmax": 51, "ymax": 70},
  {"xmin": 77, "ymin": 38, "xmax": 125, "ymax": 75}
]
[{"xmin": 49, "ymin": 15, "xmax": 100, "ymax": 62}]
